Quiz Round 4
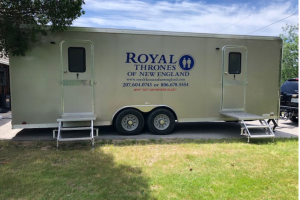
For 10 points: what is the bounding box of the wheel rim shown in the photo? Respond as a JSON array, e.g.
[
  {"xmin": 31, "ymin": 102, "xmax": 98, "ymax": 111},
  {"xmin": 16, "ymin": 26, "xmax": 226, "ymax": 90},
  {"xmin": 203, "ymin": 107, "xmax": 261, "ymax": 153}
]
[
  {"xmin": 121, "ymin": 114, "xmax": 139, "ymax": 131},
  {"xmin": 154, "ymin": 114, "xmax": 170, "ymax": 130}
]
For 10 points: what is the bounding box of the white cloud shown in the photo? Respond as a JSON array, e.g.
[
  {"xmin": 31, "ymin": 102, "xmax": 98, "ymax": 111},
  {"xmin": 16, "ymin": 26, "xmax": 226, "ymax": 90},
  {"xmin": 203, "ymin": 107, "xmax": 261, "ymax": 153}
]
[{"xmin": 73, "ymin": 0, "xmax": 298, "ymax": 36}]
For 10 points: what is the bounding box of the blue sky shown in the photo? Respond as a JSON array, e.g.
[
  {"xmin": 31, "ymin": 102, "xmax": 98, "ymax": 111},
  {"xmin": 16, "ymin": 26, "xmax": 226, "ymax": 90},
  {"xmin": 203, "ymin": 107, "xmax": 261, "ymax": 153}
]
[{"xmin": 73, "ymin": 0, "xmax": 299, "ymax": 36}]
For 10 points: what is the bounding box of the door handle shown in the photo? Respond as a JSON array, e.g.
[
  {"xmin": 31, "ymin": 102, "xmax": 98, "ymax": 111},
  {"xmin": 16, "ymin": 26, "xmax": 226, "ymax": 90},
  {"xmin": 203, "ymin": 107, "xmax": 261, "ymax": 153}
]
[
  {"xmin": 63, "ymin": 70, "xmax": 68, "ymax": 73},
  {"xmin": 224, "ymin": 72, "xmax": 228, "ymax": 74}
]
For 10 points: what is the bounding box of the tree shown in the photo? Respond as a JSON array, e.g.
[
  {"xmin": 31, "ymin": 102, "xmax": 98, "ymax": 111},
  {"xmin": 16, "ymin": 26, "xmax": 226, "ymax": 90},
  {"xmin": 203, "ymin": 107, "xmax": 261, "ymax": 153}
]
[
  {"xmin": 280, "ymin": 24, "xmax": 298, "ymax": 84},
  {"xmin": 0, "ymin": 0, "xmax": 85, "ymax": 57}
]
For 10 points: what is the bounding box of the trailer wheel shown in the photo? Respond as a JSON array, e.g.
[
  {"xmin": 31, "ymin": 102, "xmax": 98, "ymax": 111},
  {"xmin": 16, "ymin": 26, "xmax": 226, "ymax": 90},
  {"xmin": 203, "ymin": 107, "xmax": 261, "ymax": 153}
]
[
  {"xmin": 147, "ymin": 109, "xmax": 175, "ymax": 135},
  {"xmin": 115, "ymin": 109, "xmax": 144, "ymax": 135}
]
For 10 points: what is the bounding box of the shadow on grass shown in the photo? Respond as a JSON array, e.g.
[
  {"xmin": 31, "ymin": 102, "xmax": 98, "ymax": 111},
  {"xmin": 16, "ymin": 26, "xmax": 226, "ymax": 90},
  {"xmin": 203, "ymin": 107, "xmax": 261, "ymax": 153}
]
[
  {"xmin": 0, "ymin": 141, "xmax": 155, "ymax": 200},
  {"xmin": 96, "ymin": 137, "xmax": 298, "ymax": 146}
]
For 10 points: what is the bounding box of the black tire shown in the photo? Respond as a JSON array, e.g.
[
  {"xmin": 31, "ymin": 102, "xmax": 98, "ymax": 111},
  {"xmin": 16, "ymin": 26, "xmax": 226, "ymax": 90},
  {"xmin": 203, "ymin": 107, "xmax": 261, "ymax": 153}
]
[
  {"xmin": 115, "ymin": 109, "xmax": 144, "ymax": 135},
  {"xmin": 147, "ymin": 109, "xmax": 175, "ymax": 135},
  {"xmin": 290, "ymin": 116, "xmax": 298, "ymax": 123}
]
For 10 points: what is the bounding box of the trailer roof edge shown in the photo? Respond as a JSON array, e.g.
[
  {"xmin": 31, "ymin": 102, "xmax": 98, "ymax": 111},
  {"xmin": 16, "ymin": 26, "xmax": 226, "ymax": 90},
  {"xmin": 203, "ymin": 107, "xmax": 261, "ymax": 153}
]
[{"xmin": 65, "ymin": 26, "xmax": 281, "ymax": 41}]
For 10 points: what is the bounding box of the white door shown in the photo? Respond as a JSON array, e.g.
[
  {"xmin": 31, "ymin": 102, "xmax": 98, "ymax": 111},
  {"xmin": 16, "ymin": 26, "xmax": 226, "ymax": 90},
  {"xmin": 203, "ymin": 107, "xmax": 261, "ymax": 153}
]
[
  {"xmin": 61, "ymin": 41, "xmax": 94, "ymax": 114},
  {"xmin": 221, "ymin": 46, "xmax": 247, "ymax": 111}
]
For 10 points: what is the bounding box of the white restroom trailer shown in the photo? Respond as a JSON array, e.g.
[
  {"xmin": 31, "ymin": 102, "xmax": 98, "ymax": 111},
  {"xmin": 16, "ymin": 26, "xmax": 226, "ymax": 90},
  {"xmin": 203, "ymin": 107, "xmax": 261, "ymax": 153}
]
[{"xmin": 9, "ymin": 27, "xmax": 282, "ymax": 142}]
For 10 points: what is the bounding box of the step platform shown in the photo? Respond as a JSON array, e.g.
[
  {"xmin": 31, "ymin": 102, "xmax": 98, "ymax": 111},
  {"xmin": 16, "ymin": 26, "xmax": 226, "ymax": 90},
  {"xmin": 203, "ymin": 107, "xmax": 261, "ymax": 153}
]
[
  {"xmin": 220, "ymin": 110, "xmax": 265, "ymax": 120},
  {"xmin": 59, "ymin": 113, "xmax": 97, "ymax": 121}
]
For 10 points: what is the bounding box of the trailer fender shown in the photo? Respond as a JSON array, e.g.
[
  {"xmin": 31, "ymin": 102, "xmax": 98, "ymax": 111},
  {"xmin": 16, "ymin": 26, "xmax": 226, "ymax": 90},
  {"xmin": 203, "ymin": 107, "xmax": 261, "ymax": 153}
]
[{"xmin": 112, "ymin": 105, "xmax": 178, "ymax": 123}]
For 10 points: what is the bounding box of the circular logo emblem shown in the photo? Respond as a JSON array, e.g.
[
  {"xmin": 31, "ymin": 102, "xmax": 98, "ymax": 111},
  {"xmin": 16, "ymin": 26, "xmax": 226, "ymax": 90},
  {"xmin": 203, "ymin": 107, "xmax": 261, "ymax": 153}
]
[{"xmin": 178, "ymin": 54, "xmax": 195, "ymax": 71}]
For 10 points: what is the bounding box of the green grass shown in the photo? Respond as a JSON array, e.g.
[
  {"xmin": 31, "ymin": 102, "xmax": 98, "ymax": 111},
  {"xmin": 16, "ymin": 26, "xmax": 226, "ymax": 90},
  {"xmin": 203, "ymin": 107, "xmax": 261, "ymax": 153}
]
[{"xmin": 0, "ymin": 138, "xmax": 298, "ymax": 200}]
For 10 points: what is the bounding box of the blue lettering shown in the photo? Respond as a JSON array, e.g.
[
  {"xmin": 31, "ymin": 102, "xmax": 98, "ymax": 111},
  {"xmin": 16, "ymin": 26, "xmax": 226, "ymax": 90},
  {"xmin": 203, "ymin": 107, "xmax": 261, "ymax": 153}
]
[
  {"xmin": 158, "ymin": 55, "xmax": 167, "ymax": 64},
  {"xmin": 148, "ymin": 65, "xmax": 154, "ymax": 70},
  {"xmin": 140, "ymin": 72, "xmax": 156, "ymax": 76},
  {"xmin": 134, "ymin": 64, "xmax": 140, "ymax": 70},
  {"xmin": 169, "ymin": 55, "xmax": 177, "ymax": 64},
  {"xmin": 167, "ymin": 65, "xmax": 175, "ymax": 70},
  {"xmin": 138, "ymin": 54, "xmax": 148, "ymax": 63},
  {"xmin": 149, "ymin": 54, "xmax": 159, "ymax": 63},
  {"xmin": 140, "ymin": 65, "xmax": 147, "ymax": 70},
  {"xmin": 154, "ymin": 65, "xmax": 161, "ymax": 70},
  {"xmin": 159, "ymin": 65, "xmax": 166, "ymax": 70},
  {"xmin": 126, "ymin": 52, "xmax": 137, "ymax": 63}
]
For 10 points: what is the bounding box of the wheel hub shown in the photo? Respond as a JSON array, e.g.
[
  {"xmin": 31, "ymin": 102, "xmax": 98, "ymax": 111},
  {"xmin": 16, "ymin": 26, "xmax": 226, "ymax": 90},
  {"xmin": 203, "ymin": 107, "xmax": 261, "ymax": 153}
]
[
  {"xmin": 154, "ymin": 114, "xmax": 170, "ymax": 130},
  {"xmin": 121, "ymin": 114, "xmax": 139, "ymax": 131}
]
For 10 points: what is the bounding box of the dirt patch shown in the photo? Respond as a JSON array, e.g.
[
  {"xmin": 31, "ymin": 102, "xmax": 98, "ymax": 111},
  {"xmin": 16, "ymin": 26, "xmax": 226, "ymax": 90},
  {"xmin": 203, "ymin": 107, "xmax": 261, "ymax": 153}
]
[{"xmin": 41, "ymin": 145, "xmax": 52, "ymax": 151}]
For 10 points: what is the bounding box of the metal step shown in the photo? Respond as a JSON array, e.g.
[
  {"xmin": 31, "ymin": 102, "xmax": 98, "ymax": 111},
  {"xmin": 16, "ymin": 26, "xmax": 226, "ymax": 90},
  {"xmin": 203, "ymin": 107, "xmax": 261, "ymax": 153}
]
[
  {"xmin": 56, "ymin": 113, "xmax": 97, "ymax": 148},
  {"xmin": 58, "ymin": 137, "xmax": 93, "ymax": 142},
  {"xmin": 249, "ymin": 135, "xmax": 275, "ymax": 138},
  {"xmin": 53, "ymin": 128, "xmax": 99, "ymax": 138},
  {"xmin": 240, "ymin": 119, "xmax": 275, "ymax": 142},
  {"xmin": 244, "ymin": 125, "xmax": 269, "ymax": 129},
  {"xmin": 61, "ymin": 127, "xmax": 92, "ymax": 131}
]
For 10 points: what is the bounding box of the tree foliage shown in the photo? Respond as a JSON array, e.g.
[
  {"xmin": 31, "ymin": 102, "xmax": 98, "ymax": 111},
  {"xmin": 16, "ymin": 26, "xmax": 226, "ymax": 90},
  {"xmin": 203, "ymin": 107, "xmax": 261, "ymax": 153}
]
[
  {"xmin": 280, "ymin": 24, "xmax": 298, "ymax": 84},
  {"xmin": 0, "ymin": 0, "xmax": 85, "ymax": 57}
]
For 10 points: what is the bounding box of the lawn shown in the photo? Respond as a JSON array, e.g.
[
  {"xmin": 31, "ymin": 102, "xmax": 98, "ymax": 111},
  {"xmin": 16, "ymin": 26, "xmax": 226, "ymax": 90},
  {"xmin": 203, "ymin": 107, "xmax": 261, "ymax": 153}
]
[{"xmin": 0, "ymin": 138, "xmax": 298, "ymax": 200}]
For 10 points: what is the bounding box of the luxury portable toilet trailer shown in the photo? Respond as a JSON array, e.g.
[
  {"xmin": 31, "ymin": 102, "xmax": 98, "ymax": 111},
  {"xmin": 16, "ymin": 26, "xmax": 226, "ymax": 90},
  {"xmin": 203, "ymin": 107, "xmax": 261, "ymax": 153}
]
[{"xmin": 9, "ymin": 27, "xmax": 282, "ymax": 145}]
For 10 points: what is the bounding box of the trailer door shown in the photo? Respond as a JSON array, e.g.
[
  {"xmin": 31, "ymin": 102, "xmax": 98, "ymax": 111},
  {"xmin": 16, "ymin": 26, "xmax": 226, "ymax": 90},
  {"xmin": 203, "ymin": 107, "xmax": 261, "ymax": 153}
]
[
  {"xmin": 61, "ymin": 40, "xmax": 94, "ymax": 114},
  {"xmin": 221, "ymin": 46, "xmax": 247, "ymax": 111}
]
